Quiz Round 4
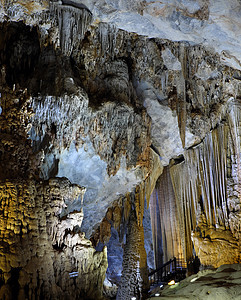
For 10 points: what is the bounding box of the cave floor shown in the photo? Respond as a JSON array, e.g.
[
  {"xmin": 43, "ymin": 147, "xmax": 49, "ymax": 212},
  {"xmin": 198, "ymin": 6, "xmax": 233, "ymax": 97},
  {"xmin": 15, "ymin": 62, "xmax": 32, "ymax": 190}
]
[{"xmin": 147, "ymin": 264, "xmax": 241, "ymax": 300}]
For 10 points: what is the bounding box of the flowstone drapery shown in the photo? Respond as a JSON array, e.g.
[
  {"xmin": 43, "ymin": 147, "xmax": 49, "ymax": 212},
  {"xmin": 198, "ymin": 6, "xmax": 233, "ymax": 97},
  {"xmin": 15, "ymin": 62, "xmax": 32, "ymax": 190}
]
[{"xmin": 150, "ymin": 100, "xmax": 241, "ymax": 269}]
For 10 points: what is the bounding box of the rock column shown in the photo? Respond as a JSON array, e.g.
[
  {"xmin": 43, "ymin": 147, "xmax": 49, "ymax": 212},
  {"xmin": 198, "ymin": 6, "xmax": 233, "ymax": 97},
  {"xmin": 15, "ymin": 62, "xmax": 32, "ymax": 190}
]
[{"xmin": 117, "ymin": 209, "xmax": 149, "ymax": 300}]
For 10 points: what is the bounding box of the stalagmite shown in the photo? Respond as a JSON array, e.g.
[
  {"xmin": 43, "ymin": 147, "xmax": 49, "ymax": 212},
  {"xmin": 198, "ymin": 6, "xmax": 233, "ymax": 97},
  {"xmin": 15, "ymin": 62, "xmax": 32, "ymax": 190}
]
[
  {"xmin": 0, "ymin": 178, "xmax": 107, "ymax": 299},
  {"xmin": 116, "ymin": 210, "xmax": 149, "ymax": 300}
]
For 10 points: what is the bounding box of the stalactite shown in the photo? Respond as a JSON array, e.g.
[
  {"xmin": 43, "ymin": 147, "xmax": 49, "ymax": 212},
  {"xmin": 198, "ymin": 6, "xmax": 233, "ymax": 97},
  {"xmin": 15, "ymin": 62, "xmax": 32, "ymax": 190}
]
[
  {"xmin": 227, "ymin": 101, "xmax": 241, "ymax": 242},
  {"xmin": 50, "ymin": 2, "xmax": 92, "ymax": 56},
  {"xmin": 149, "ymin": 189, "xmax": 163, "ymax": 269},
  {"xmin": 151, "ymin": 102, "xmax": 241, "ymax": 268},
  {"xmin": 184, "ymin": 124, "xmax": 229, "ymax": 230},
  {"xmin": 228, "ymin": 101, "xmax": 241, "ymax": 195},
  {"xmin": 169, "ymin": 162, "xmax": 193, "ymax": 264},
  {"xmin": 134, "ymin": 181, "xmax": 146, "ymax": 227},
  {"xmin": 31, "ymin": 93, "xmax": 150, "ymax": 176},
  {"xmin": 98, "ymin": 22, "xmax": 120, "ymax": 59},
  {"xmin": 177, "ymin": 43, "xmax": 187, "ymax": 148}
]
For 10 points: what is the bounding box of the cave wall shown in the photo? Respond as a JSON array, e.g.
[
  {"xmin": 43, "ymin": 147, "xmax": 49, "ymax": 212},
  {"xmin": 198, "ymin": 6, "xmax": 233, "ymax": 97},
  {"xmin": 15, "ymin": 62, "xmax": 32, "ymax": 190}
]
[
  {"xmin": 0, "ymin": 80, "xmax": 108, "ymax": 299},
  {"xmin": 0, "ymin": 177, "xmax": 153, "ymax": 299},
  {"xmin": 0, "ymin": 178, "xmax": 107, "ymax": 300}
]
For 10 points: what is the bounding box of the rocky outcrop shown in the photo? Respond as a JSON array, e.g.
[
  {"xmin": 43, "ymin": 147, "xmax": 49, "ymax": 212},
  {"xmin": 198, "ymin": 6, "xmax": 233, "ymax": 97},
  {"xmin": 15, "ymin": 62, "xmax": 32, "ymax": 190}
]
[
  {"xmin": 0, "ymin": 178, "xmax": 107, "ymax": 300},
  {"xmin": 0, "ymin": 50, "xmax": 109, "ymax": 298},
  {"xmin": 148, "ymin": 264, "xmax": 241, "ymax": 299}
]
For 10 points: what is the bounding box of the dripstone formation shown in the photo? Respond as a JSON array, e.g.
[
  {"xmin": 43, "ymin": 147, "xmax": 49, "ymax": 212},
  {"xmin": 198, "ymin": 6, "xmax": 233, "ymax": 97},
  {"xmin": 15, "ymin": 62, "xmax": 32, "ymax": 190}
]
[{"xmin": 0, "ymin": 0, "xmax": 241, "ymax": 299}]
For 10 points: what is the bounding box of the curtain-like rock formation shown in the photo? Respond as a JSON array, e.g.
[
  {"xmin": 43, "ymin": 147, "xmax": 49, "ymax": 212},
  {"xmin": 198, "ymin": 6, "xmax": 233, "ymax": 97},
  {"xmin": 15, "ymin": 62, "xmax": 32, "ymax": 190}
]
[
  {"xmin": 150, "ymin": 167, "xmax": 186, "ymax": 269},
  {"xmin": 151, "ymin": 100, "xmax": 241, "ymax": 269}
]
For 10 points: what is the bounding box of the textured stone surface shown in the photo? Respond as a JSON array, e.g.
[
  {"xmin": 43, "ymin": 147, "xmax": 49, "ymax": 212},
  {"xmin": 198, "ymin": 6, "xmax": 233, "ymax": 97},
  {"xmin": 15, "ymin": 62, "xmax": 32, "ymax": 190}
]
[
  {"xmin": 147, "ymin": 264, "xmax": 241, "ymax": 299},
  {"xmin": 1, "ymin": 0, "xmax": 241, "ymax": 298},
  {"xmin": 30, "ymin": 91, "xmax": 151, "ymax": 236},
  {"xmin": 117, "ymin": 210, "xmax": 149, "ymax": 300},
  {"xmin": 0, "ymin": 178, "xmax": 107, "ymax": 300},
  {"xmin": 76, "ymin": 0, "xmax": 241, "ymax": 70},
  {"xmin": 150, "ymin": 103, "xmax": 241, "ymax": 269}
]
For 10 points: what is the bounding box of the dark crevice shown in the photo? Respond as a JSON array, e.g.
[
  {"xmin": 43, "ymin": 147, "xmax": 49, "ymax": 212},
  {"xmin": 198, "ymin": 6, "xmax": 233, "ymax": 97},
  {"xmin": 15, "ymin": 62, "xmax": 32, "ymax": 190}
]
[
  {"xmin": 0, "ymin": 269, "xmax": 4, "ymax": 288},
  {"xmin": 0, "ymin": 20, "xmax": 83, "ymax": 97},
  {"xmin": 150, "ymin": 144, "xmax": 161, "ymax": 156},
  {"xmin": 199, "ymin": 195, "xmax": 204, "ymax": 212},
  {"xmin": 52, "ymin": 242, "xmax": 66, "ymax": 252},
  {"xmin": 7, "ymin": 267, "xmax": 21, "ymax": 299},
  {"xmin": 172, "ymin": 154, "xmax": 185, "ymax": 165},
  {"xmin": 0, "ymin": 21, "xmax": 40, "ymax": 89}
]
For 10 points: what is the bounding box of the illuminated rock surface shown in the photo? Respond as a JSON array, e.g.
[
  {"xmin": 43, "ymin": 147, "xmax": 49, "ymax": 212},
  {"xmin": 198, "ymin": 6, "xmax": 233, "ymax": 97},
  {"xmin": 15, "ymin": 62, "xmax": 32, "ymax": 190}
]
[
  {"xmin": 0, "ymin": 178, "xmax": 107, "ymax": 300},
  {"xmin": 148, "ymin": 264, "xmax": 241, "ymax": 299},
  {"xmin": 0, "ymin": 0, "xmax": 241, "ymax": 299}
]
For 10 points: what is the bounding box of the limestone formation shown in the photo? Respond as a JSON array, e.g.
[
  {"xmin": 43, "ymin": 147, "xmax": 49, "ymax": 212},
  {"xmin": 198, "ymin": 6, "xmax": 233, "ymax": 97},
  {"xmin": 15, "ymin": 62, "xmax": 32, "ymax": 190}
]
[
  {"xmin": 150, "ymin": 104, "xmax": 241, "ymax": 270},
  {"xmin": 0, "ymin": 178, "xmax": 107, "ymax": 300},
  {"xmin": 0, "ymin": 0, "xmax": 241, "ymax": 299}
]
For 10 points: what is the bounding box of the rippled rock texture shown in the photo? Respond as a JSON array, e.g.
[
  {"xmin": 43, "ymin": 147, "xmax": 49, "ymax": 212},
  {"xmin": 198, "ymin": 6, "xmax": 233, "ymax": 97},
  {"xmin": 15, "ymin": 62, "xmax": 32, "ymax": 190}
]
[
  {"xmin": 0, "ymin": 0, "xmax": 241, "ymax": 299},
  {"xmin": 0, "ymin": 178, "xmax": 107, "ymax": 300}
]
